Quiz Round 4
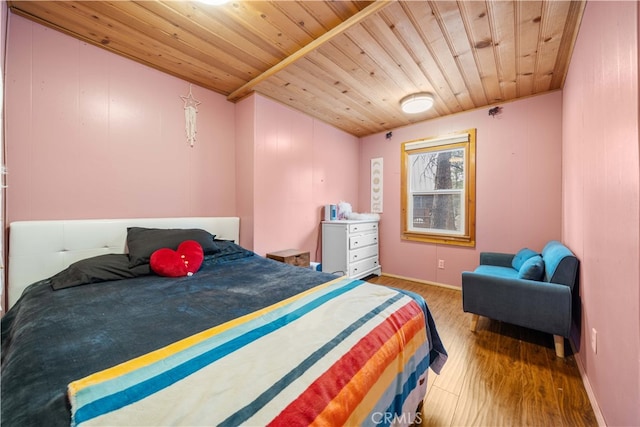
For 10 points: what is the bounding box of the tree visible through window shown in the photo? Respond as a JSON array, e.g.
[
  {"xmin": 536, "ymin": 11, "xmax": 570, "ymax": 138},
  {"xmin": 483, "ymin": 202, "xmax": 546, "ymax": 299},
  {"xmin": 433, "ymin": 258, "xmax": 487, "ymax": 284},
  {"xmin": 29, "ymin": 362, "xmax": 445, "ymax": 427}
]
[{"xmin": 401, "ymin": 129, "xmax": 476, "ymax": 246}]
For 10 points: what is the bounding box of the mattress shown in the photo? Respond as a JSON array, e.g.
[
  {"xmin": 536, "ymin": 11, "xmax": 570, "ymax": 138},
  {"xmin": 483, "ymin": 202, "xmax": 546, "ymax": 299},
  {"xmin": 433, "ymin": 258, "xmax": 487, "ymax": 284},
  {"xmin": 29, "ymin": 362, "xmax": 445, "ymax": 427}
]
[{"xmin": 1, "ymin": 241, "xmax": 446, "ymax": 426}]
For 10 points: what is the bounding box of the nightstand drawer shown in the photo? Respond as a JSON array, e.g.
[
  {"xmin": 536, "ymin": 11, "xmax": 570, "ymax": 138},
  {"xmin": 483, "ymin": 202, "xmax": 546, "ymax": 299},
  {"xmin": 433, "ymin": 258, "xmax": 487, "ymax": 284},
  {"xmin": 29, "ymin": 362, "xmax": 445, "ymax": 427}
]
[{"xmin": 266, "ymin": 249, "xmax": 310, "ymax": 267}]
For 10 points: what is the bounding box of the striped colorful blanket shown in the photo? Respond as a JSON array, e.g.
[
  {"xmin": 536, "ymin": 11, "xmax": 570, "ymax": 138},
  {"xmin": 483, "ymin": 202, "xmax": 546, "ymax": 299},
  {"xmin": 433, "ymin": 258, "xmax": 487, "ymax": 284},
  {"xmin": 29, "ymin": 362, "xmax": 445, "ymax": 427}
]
[{"xmin": 68, "ymin": 277, "xmax": 446, "ymax": 426}]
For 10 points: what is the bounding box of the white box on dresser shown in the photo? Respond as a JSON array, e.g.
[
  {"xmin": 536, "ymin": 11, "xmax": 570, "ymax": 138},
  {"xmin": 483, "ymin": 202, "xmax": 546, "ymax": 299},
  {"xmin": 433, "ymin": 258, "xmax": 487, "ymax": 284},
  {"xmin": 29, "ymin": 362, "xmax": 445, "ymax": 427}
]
[{"xmin": 321, "ymin": 219, "xmax": 382, "ymax": 279}]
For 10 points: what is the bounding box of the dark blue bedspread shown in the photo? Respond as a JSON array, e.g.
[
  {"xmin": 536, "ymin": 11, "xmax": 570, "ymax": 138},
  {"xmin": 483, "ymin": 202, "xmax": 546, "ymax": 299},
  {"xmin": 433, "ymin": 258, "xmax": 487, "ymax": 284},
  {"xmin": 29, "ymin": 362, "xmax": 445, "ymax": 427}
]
[{"xmin": 1, "ymin": 247, "xmax": 445, "ymax": 427}]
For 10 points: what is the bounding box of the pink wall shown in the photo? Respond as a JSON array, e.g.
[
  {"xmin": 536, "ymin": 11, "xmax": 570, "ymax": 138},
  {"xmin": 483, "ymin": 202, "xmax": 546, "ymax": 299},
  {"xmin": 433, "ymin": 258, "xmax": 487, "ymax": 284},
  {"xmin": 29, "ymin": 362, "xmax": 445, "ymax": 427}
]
[
  {"xmin": 1, "ymin": 1, "xmax": 7, "ymax": 311},
  {"xmin": 5, "ymin": 14, "xmax": 237, "ymax": 223},
  {"xmin": 562, "ymin": 1, "xmax": 640, "ymax": 425},
  {"xmin": 248, "ymin": 94, "xmax": 360, "ymax": 259},
  {"xmin": 235, "ymin": 94, "xmax": 256, "ymax": 250},
  {"xmin": 359, "ymin": 92, "xmax": 563, "ymax": 287},
  {"xmin": 5, "ymin": 12, "xmax": 362, "ymax": 263}
]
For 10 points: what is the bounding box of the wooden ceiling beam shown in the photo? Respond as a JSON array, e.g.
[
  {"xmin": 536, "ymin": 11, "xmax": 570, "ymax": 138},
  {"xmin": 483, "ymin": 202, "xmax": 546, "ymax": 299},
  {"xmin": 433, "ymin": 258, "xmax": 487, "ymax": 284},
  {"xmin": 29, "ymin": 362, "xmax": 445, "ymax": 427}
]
[{"xmin": 226, "ymin": 0, "xmax": 392, "ymax": 102}]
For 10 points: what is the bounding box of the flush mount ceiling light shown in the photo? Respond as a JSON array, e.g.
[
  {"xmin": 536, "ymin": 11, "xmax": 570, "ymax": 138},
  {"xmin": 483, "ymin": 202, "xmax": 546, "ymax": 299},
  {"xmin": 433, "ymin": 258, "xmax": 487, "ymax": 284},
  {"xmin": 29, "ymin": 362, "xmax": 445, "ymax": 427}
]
[
  {"xmin": 400, "ymin": 92, "xmax": 435, "ymax": 114},
  {"xmin": 197, "ymin": 0, "xmax": 230, "ymax": 5}
]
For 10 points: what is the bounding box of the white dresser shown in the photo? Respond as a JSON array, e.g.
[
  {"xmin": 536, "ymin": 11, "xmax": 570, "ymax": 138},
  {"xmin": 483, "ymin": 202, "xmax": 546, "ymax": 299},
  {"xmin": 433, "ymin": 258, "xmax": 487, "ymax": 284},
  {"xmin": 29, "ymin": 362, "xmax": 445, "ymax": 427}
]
[{"xmin": 321, "ymin": 219, "xmax": 381, "ymax": 279}]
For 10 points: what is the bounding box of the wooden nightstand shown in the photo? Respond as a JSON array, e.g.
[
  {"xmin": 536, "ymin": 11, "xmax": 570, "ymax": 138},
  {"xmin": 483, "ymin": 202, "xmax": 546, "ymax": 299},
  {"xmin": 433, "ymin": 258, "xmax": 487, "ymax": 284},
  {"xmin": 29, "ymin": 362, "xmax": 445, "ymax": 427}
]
[{"xmin": 266, "ymin": 249, "xmax": 310, "ymax": 268}]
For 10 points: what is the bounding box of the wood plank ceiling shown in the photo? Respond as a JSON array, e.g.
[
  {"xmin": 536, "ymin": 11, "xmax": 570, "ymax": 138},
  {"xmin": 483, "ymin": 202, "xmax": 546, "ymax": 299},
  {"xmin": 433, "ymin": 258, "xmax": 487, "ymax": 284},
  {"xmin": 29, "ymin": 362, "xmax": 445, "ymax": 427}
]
[{"xmin": 8, "ymin": 0, "xmax": 586, "ymax": 138}]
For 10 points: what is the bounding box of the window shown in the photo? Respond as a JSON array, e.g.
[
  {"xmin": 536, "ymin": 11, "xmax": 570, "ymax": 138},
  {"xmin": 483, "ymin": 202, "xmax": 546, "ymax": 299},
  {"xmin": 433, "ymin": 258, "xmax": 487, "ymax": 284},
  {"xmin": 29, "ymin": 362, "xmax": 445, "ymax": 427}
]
[{"xmin": 401, "ymin": 129, "xmax": 476, "ymax": 246}]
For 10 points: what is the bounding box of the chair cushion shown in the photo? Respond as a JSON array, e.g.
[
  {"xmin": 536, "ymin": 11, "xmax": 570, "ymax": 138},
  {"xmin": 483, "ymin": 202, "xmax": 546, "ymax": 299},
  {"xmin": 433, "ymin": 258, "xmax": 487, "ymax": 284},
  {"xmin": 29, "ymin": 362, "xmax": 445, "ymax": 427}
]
[
  {"xmin": 474, "ymin": 265, "xmax": 519, "ymax": 279},
  {"xmin": 512, "ymin": 248, "xmax": 539, "ymax": 270},
  {"xmin": 518, "ymin": 255, "xmax": 545, "ymax": 280}
]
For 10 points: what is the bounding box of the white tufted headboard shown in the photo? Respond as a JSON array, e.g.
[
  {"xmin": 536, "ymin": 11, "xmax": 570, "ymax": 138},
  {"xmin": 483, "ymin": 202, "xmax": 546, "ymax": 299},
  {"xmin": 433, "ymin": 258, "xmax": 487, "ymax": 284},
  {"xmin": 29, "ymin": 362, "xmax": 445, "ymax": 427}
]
[{"xmin": 7, "ymin": 217, "xmax": 240, "ymax": 310}]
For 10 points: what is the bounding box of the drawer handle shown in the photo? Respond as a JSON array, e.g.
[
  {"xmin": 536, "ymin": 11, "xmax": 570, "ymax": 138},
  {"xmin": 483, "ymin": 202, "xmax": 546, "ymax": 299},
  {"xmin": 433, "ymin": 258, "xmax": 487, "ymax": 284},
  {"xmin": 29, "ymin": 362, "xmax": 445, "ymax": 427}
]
[
  {"xmin": 353, "ymin": 227, "xmax": 358, "ymax": 231},
  {"xmin": 354, "ymin": 241, "xmax": 359, "ymax": 245},
  {"xmin": 353, "ymin": 255, "xmax": 358, "ymax": 259}
]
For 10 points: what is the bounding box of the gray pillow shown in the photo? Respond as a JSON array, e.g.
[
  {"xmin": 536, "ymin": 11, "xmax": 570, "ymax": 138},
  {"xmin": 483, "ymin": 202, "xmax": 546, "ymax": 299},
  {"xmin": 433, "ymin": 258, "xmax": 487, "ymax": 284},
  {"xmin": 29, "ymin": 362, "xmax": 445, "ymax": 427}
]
[
  {"xmin": 512, "ymin": 248, "xmax": 539, "ymax": 270},
  {"xmin": 126, "ymin": 227, "xmax": 218, "ymax": 267},
  {"xmin": 517, "ymin": 255, "xmax": 545, "ymax": 280},
  {"xmin": 50, "ymin": 254, "xmax": 150, "ymax": 290}
]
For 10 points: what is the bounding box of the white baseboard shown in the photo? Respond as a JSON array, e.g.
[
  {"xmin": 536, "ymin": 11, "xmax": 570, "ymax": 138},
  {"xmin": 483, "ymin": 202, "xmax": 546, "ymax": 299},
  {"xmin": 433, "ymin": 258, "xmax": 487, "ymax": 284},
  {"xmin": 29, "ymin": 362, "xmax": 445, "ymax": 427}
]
[
  {"xmin": 570, "ymin": 341, "xmax": 607, "ymax": 426},
  {"xmin": 380, "ymin": 272, "xmax": 461, "ymax": 291}
]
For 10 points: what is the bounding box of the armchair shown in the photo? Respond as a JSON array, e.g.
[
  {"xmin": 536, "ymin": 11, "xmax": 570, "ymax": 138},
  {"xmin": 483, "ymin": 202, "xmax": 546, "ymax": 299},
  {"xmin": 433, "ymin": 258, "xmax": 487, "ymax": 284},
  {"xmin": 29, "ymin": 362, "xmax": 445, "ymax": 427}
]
[{"xmin": 462, "ymin": 241, "xmax": 579, "ymax": 357}]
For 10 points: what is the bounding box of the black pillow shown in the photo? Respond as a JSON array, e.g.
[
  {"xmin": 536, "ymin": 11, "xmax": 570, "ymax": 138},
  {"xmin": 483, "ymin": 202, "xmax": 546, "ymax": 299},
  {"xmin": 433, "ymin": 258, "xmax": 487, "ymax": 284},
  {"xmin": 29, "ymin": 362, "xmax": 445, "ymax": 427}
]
[
  {"xmin": 205, "ymin": 240, "xmax": 254, "ymax": 263},
  {"xmin": 50, "ymin": 254, "xmax": 151, "ymax": 290},
  {"xmin": 126, "ymin": 227, "xmax": 218, "ymax": 267}
]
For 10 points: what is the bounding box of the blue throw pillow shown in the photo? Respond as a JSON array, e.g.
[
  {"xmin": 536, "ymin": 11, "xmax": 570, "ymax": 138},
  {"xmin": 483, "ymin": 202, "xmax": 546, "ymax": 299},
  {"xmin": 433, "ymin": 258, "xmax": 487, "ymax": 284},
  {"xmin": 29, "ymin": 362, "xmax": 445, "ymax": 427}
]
[
  {"xmin": 518, "ymin": 255, "xmax": 545, "ymax": 280},
  {"xmin": 512, "ymin": 248, "xmax": 539, "ymax": 270}
]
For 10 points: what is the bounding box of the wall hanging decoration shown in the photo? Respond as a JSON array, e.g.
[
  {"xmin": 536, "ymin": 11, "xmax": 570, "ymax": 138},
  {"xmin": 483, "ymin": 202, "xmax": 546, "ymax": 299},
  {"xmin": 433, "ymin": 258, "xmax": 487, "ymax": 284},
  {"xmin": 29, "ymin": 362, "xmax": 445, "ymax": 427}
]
[
  {"xmin": 181, "ymin": 84, "xmax": 201, "ymax": 147},
  {"xmin": 371, "ymin": 157, "xmax": 383, "ymax": 213}
]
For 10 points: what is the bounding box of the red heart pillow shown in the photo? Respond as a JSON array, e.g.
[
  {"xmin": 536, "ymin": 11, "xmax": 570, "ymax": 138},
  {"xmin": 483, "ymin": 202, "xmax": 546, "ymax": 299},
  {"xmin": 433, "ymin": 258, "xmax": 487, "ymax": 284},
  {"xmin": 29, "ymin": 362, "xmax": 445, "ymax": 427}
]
[{"xmin": 150, "ymin": 240, "xmax": 204, "ymax": 277}]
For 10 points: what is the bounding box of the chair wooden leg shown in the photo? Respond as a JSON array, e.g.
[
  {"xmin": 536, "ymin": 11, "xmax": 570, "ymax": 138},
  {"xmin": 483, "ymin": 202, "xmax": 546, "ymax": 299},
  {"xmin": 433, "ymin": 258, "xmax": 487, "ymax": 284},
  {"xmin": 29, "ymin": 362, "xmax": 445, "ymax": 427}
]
[
  {"xmin": 554, "ymin": 335, "xmax": 565, "ymax": 358},
  {"xmin": 470, "ymin": 314, "xmax": 479, "ymax": 332}
]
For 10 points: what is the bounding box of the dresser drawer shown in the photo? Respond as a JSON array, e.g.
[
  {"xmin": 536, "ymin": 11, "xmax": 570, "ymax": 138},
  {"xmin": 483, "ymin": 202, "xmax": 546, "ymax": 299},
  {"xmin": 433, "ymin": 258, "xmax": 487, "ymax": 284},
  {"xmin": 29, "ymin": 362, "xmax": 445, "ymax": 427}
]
[
  {"xmin": 348, "ymin": 256, "xmax": 379, "ymax": 277},
  {"xmin": 348, "ymin": 222, "xmax": 378, "ymax": 234},
  {"xmin": 349, "ymin": 245, "xmax": 378, "ymax": 263},
  {"xmin": 349, "ymin": 233, "xmax": 378, "ymax": 250}
]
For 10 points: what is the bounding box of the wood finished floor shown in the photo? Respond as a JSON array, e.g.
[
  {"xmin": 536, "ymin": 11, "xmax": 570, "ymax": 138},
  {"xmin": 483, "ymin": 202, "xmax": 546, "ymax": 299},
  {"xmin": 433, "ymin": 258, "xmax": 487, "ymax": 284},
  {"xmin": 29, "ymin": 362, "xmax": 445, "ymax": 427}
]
[{"xmin": 367, "ymin": 275, "xmax": 598, "ymax": 427}]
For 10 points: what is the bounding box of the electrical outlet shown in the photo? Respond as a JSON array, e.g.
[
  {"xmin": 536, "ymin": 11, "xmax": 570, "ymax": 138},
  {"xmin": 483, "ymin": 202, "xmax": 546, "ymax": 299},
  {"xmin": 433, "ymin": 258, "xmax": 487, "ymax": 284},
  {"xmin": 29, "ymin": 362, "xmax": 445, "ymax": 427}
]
[
  {"xmin": 591, "ymin": 328, "xmax": 597, "ymax": 353},
  {"xmin": 438, "ymin": 259, "xmax": 445, "ymax": 269}
]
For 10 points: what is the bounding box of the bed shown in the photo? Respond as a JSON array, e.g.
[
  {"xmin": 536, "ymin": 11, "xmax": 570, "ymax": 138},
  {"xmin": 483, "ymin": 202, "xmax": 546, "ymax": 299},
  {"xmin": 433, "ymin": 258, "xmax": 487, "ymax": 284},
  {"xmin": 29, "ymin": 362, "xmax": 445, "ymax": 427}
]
[{"xmin": 1, "ymin": 217, "xmax": 447, "ymax": 427}]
